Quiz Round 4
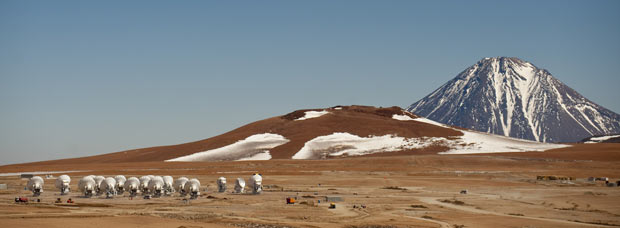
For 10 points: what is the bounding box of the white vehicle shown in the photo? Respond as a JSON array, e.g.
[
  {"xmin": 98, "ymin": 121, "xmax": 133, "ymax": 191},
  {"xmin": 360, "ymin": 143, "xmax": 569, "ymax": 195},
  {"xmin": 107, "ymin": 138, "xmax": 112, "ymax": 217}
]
[
  {"xmin": 114, "ymin": 175, "xmax": 127, "ymax": 194},
  {"xmin": 124, "ymin": 177, "xmax": 141, "ymax": 197},
  {"xmin": 217, "ymin": 177, "xmax": 226, "ymax": 193},
  {"xmin": 174, "ymin": 177, "xmax": 189, "ymax": 196},
  {"xmin": 162, "ymin": 176, "xmax": 174, "ymax": 195},
  {"xmin": 184, "ymin": 178, "xmax": 201, "ymax": 199},
  {"xmin": 78, "ymin": 176, "xmax": 96, "ymax": 197},
  {"xmin": 55, "ymin": 175, "xmax": 71, "ymax": 195},
  {"xmin": 27, "ymin": 176, "xmax": 44, "ymax": 196},
  {"xmin": 94, "ymin": 176, "xmax": 105, "ymax": 195},
  {"xmin": 148, "ymin": 176, "xmax": 165, "ymax": 197},
  {"xmin": 234, "ymin": 178, "xmax": 245, "ymax": 194},
  {"xmin": 248, "ymin": 174, "xmax": 263, "ymax": 194},
  {"xmin": 102, "ymin": 177, "xmax": 117, "ymax": 198},
  {"xmin": 139, "ymin": 176, "xmax": 151, "ymax": 195}
]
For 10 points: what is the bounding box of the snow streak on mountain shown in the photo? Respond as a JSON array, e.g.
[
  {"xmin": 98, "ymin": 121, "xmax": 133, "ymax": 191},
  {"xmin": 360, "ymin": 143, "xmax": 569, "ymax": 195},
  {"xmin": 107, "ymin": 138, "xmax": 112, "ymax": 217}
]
[{"xmin": 407, "ymin": 57, "xmax": 620, "ymax": 143}]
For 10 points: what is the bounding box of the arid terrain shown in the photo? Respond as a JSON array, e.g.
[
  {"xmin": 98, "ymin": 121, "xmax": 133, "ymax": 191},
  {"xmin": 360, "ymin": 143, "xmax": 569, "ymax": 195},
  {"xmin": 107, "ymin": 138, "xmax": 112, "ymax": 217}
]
[{"xmin": 1, "ymin": 144, "xmax": 620, "ymax": 228}]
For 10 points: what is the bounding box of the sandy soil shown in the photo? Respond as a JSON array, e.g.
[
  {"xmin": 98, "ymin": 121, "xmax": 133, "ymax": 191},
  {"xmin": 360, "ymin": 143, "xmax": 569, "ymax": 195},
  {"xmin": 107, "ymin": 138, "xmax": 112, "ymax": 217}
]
[{"xmin": 2, "ymin": 151, "xmax": 620, "ymax": 228}]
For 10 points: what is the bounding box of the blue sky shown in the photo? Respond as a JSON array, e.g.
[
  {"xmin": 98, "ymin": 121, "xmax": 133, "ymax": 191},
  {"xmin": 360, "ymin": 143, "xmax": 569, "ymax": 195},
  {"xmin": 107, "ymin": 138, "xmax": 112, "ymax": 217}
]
[{"xmin": 1, "ymin": 0, "xmax": 619, "ymax": 165}]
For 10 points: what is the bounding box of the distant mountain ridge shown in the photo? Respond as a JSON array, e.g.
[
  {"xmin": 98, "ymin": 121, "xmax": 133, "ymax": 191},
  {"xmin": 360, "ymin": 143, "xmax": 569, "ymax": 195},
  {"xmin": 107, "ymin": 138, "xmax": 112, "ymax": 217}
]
[{"xmin": 408, "ymin": 57, "xmax": 620, "ymax": 143}]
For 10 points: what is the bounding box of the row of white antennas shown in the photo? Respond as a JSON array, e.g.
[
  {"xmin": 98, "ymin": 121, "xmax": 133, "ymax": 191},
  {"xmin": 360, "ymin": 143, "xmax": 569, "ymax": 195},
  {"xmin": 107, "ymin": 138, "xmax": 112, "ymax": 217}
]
[{"xmin": 27, "ymin": 173, "xmax": 263, "ymax": 198}]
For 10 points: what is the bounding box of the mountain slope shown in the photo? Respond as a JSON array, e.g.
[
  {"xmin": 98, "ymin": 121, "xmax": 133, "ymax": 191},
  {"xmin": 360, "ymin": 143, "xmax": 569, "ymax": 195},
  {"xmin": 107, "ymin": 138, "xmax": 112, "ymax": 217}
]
[
  {"xmin": 408, "ymin": 57, "xmax": 620, "ymax": 143},
  {"xmin": 12, "ymin": 105, "xmax": 569, "ymax": 165}
]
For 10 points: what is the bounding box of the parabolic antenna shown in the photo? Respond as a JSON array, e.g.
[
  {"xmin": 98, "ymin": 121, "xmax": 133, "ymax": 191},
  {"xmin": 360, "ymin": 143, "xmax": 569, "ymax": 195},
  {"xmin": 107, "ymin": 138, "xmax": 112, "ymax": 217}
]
[
  {"xmin": 217, "ymin": 177, "xmax": 227, "ymax": 193},
  {"xmin": 174, "ymin": 177, "xmax": 189, "ymax": 196},
  {"xmin": 248, "ymin": 173, "xmax": 263, "ymax": 194},
  {"xmin": 78, "ymin": 176, "xmax": 96, "ymax": 197},
  {"xmin": 184, "ymin": 178, "xmax": 201, "ymax": 199},
  {"xmin": 102, "ymin": 177, "xmax": 117, "ymax": 198},
  {"xmin": 124, "ymin": 177, "xmax": 140, "ymax": 197},
  {"xmin": 55, "ymin": 175, "xmax": 71, "ymax": 195},
  {"xmin": 234, "ymin": 178, "xmax": 245, "ymax": 194},
  {"xmin": 27, "ymin": 176, "xmax": 44, "ymax": 196}
]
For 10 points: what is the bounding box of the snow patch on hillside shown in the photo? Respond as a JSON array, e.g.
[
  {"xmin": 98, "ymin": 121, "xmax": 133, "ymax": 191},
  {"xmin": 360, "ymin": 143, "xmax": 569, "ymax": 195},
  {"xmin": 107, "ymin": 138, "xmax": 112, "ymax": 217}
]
[
  {"xmin": 392, "ymin": 114, "xmax": 415, "ymax": 121},
  {"xmin": 295, "ymin": 110, "xmax": 330, "ymax": 121},
  {"xmin": 584, "ymin": 135, "xmax": 620, "ymax": 144},
  {"xmin": 292, "ymin": 132, "xmax": 445, "ymax": 159},
  {"xmin": 166, "ymin": 133, "xmax": 289, "ymax": 162},
  {"xmin": 412, "ymin": 117, "xmax": 568, "ymax": 154},
  {"xmin": 440, "ymin": 131, "xmax": 569, "ymax": 154},
  {"xmin": 414, "ymin": 117, "xmax": 450, "ymax": 128}
]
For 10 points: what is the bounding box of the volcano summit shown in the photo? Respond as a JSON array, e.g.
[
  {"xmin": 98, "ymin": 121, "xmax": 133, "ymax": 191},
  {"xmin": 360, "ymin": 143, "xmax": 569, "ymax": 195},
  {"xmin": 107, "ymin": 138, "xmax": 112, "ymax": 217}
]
[{"xmin": 408, "ymin": 57, "xmax": 620, "ymax": 143}]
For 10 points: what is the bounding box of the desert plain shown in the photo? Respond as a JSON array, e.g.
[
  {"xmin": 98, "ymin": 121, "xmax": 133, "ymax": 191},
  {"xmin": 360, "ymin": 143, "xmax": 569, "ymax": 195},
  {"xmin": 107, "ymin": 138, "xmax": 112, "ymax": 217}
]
[{"xmin": 1, "ymin": 143, "xmax": 619, "ymax": 228}]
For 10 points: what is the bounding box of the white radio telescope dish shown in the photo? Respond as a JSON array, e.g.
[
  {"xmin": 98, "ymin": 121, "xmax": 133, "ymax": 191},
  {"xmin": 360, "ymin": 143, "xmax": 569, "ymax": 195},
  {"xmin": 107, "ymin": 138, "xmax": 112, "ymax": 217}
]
[
  {"xmin": 94, "ymin": 176, "xmax": 105, "ymax": 195},
  {"xmin": 184, "ymin": 178, "xmax": 201, "ymax": 199},
  {"xmin": 148, "ymin": 176, "xmax": 165, "ymax": 197},
  {"xmin": 114, "ymin": 175, "xmax": 126, "ymax": 194},
  {"xmin": 27, "ymin": 176, "xmax": 44, "ymax": 196},
  {"xmin": 139, "ymin": 176, "xmax": 152, "ymax": 195},
  {"xmin": 55, "ymin": 175, "xmax": 71, "ymax": 195},
  {"xmin": 217, "ymin": 177, "xmax": 226, "ymax": 193},
  {"xmin": 234, "ymin": 178, "xmax": 245, "ymax": 194},
  {"xmin": 162, "ymin": 176, "xmax": 174, "ymax": 195},
  {"xmin": 124, "ymin": 177, "xmax": 141, "ymax": 197},
  {"xmin": 248, "ymin": 174, "xmax": 263, "ymax": 194},
  {"xmin": 174, "ymin": 177, "xmax": 189, "ymax": 196},
  {"xmin": 102, "ymin": 177, "xmax": 117, "ymax": 198},
  {"xmin": 78, "ymin": 176, "xmax": 96, "ymax": 197}
]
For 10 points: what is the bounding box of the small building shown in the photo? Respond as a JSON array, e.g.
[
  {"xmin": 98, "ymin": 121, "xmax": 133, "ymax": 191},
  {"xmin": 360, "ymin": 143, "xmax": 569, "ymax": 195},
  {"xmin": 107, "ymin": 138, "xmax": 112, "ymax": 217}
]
[
  {"xmin": 325, "ymin": 196, "xmax": 343, "ymax": 202},
  {"xmin": 20, "ymin": 174, "xmax": 33, "ymax": 179},
  {"xmin": 607, "ymin": 182, "xmax": 617, "ymax": 187}
]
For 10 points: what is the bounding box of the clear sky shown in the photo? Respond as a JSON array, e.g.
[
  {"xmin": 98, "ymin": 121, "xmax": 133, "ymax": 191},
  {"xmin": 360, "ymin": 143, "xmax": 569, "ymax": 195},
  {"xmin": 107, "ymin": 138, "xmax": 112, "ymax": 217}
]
[{"xmin": 1, "ymin": 0, "xmax": 619, "ymax": 165}]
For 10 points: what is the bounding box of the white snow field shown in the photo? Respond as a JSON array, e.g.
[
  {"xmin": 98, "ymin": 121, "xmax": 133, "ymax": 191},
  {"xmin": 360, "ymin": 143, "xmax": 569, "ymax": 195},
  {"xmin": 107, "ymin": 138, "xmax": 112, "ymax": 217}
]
[
  {"xmin": 292, "ymin": 118, "xmax": 570, "ymax": 159},
  {"xmin": 392, "ymin": 114, "xmax": 415, "ymax": 121},
  {"xmin": 439, "ymin": 130, "xmax": 570, "ymax": 154},
  {"xmin": 295, "ymin": 110, "xmax": 329, "ymax": 121},
  {"xmin": 410, "ymin": 117, "xmax": 569, "ymax": 154},
  {"xmin": 584, "ymin": 135, "xmax": 620, "ymax": 144},
  {"xmin": 166, "ymin": 133, "xmax": 289, "ymax": 162},
  {"xmin": 411, "ymin": 117, "xmax": 449, "ymax": 127},
  {"xmin": 292, "ymin": 132, "xmax": 444, "ymax": 159}
]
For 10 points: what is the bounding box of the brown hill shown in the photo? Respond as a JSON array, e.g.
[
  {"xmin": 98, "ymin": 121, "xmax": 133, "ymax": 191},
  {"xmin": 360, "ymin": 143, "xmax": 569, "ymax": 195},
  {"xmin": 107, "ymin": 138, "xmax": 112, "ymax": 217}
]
[{"xmin": 17, "ymin": 106, "xmax": 462, "ymax": 165}]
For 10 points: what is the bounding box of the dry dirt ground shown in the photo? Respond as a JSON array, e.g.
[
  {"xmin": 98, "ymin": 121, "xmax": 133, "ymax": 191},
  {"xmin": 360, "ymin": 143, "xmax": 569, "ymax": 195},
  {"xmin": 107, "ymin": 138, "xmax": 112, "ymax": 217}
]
[{"xmin": 1, "ymin": 149, "xmax": 620, "ymax": 228}]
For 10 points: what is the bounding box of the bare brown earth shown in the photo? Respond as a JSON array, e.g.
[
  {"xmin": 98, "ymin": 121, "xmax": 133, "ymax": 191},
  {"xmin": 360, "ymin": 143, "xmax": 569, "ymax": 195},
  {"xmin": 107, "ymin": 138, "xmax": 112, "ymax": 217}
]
[{"xmin": 1, "ymin": 145, "xmax": 620, "ymax": 228}]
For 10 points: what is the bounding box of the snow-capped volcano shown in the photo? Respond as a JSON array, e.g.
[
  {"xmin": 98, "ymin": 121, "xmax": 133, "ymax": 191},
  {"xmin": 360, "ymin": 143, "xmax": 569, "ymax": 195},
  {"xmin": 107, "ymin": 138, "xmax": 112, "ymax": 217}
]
[{"xmin": 407, "ymin": 57, "xmax": 620, "ymax": 143}]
